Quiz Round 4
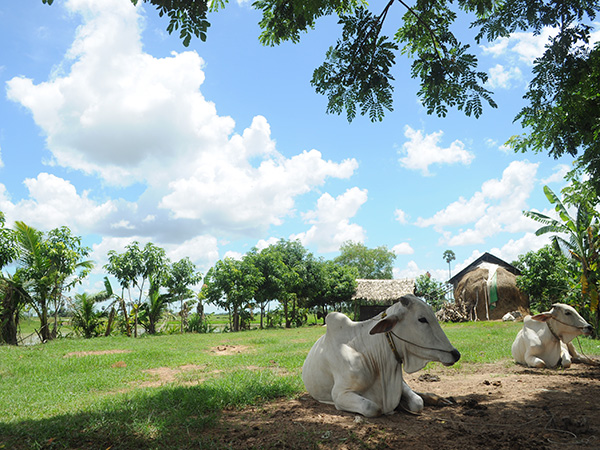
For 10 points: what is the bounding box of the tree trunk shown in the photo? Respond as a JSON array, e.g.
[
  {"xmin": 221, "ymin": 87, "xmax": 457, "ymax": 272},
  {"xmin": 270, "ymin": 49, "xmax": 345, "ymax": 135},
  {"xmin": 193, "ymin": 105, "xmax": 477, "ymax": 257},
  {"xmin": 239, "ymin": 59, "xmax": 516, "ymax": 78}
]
[
  {"xmin": 105, "ymin": 307, "xmax": 116, "ymax": 336},
  {"xmin": 233, "ymin": 308, "xmax": 239, "ymax": 332},
  {"xmin": 284, "ymin": 299, "xmax": 290, "ymax": 328},
  {"xmin": 39, "ymin": 305, "xmax": 51, "ymax": 342},
  {"xmin": 148, "ymin": 317, "xmax": 155, "ymax": 334},
  {"xmin": 260, "ymin": 304, "xmax": 265, "ymax": 330},
  {"xmin": 0, "ymin": 310, "xmax": 18, "ymax": 345},
  {"xmin": 180, "ymin": 298, "xmax": 184, "ymax": 334},
  {"xmin": 0, "ymin": 290, "xmax": 20, "ymax": 345}
]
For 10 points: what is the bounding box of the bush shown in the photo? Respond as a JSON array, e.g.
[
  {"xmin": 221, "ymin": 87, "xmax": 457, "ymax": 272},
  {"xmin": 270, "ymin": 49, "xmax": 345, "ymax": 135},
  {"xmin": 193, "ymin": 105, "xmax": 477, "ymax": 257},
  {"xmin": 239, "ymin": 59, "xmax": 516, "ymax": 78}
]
[
  {"xmin": 186, "ymin": 313, "xmax": 217, "ymax": 333},
  {"xmin": 266, "ymin": 309, "xmax": 284, "ymax": 328}
]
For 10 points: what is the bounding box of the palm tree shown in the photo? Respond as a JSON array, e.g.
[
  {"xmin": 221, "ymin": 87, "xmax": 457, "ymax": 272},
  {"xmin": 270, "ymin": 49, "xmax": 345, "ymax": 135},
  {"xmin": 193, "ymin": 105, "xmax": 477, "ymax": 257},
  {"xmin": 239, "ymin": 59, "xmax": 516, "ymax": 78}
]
[
  {"xmin": 443, "ymin": 250, "xmax": 456, "ymax": 279},
  {"xmin": 523, "ymin": 185, "xmax": 600, "ymax": 331},
  {"xmin": 70, "ymin": 292, "xmax": 108, "ymax": 339},
  {"xmin": 139, "ymin": 289, "xmax": 174, "ymax": 334}
]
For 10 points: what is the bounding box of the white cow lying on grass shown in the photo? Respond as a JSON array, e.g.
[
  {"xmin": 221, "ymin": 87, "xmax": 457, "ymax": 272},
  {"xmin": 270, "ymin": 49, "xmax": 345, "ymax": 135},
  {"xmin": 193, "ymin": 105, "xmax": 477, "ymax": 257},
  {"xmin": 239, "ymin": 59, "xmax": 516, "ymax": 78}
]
[
  {"xmin": 511, "ymin": 303, "xmax": 594, "ymax": 368},
  {"xmin": 302, "ymin": 294, "xmax": 461, "ymax": 417}
]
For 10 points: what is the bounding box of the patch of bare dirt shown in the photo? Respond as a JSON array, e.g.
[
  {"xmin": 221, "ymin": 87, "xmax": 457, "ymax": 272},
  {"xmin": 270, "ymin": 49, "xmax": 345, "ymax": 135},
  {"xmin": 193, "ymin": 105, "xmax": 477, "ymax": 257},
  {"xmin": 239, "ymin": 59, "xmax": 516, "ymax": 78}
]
[
  {"xmin": 63, "ymin": 349, "xmax": 131, "ymax": 358},
  {"xmin": 205, "ymin": 362, "xmax": 600, "ymax": 449},
  {"xmin": 209, "ymin": 344, "xmax": 251, "ymax": 355},
  {"xmin": 140, "ymin": 364, "xmax": 212, "ymax": 387},
  {"xmin": 137, "ymin": 361, "xmax": 289, "ymax": 388}
]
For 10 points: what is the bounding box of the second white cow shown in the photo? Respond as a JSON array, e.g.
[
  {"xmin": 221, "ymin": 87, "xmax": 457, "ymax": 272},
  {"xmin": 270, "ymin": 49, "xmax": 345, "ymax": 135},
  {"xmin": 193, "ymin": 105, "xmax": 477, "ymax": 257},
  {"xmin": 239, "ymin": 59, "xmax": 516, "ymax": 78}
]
[
  {"xmin": 302, "ymin": 294, "xmax": 460, "ymax": 417},
  {"xmin": 511, "ymin": 303, "xmax": 593, "ymax": 368}
]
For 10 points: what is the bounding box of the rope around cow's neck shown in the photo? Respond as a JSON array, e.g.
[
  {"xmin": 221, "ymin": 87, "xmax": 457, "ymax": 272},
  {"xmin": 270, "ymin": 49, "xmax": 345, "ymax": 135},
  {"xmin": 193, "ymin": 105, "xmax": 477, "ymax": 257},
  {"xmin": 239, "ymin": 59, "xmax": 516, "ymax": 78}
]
[
  {"xmin": 546, "ymin": 320, "xmax": 562, "ymax": 342},
  {"xmin": 385, "ymin": 330, "xmax": 456, "ymax": 365}
]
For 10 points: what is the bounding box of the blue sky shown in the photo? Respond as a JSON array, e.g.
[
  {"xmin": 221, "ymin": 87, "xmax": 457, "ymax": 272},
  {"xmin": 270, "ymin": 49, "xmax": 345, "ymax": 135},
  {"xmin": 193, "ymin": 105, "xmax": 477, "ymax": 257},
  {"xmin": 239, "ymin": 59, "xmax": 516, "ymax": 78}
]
[{"xmin": 0, "ymin": 0, "xmax": 589, "ymax": 308}]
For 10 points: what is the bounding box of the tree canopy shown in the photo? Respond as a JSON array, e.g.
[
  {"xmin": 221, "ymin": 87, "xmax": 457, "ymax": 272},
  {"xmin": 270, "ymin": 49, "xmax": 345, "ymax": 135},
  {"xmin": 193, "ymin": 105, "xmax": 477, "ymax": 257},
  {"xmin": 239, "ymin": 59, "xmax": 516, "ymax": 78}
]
[
  {"xmin": 334, "ymin": 241, "xmax": 396, "ymax": 279},
  {"xmin": 513, "ymin": 245, "xmax": 573, "ymax": 313}
]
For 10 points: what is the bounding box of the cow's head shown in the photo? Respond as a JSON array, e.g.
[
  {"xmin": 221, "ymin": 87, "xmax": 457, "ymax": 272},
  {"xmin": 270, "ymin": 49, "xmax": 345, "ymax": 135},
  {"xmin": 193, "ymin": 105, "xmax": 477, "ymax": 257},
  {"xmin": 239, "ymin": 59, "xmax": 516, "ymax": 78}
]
[
  {"xmin": 531, "ymin": 303, "xmax": 593, "ymax": 342},
  {"xmin": 369, "ymin": 294, "xmax": 461, "ymax": 373}
]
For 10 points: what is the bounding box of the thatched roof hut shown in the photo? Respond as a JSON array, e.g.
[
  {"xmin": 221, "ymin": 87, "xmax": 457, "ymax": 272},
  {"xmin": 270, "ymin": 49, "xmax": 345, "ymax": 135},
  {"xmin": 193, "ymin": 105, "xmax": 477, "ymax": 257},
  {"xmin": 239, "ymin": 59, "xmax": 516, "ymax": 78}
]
[
  {"xmin": 352, "ymin": 278, "xmax": 414, "ymax": 320},
  {"xmin": 352, "ymin": 278, "xmax": 415, "ymax": 302}
]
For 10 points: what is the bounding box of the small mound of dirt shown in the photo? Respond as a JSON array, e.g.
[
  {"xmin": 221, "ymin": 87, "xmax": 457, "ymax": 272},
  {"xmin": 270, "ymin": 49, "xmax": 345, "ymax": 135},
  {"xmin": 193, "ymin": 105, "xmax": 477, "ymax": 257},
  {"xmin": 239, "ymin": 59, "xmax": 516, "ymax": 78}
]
[{"xmin": 209, "ymin": 344, "xmax": 250, "ymax": 355}]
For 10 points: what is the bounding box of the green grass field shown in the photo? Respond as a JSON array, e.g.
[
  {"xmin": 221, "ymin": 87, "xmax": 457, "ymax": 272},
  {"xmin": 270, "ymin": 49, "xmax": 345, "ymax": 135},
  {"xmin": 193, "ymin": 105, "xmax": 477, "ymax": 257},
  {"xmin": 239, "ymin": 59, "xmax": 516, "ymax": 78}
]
[{"xmin": 1, "ymin": 321, "xmax": 600, "ymax": 449}]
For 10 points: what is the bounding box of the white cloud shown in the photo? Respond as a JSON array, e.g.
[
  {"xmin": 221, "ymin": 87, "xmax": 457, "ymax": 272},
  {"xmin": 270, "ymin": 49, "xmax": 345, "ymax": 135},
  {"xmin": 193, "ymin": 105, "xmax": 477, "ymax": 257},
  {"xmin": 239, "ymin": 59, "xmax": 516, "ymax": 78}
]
[
  {"xmin": 110, "ymin": 220, "xmax": 135, "ymax": 230},
  {"xmin": 399, "ymin": 126, "xmax": 475, "ymax": 176},
  {"xmin": 487, "ymin": 64, "xmax": 522, "ymax": 89},
  {"xmin": 393, "ymin": 260, "xmax": 422, "ymax": 280},
  {"xmin": 417, "ymin": 160, "xmax": 540, "ymax": 245},
  {"xmin": 160, "ymin": 144, "xmax": 358, "ymax": 232},
  {"xmin": 5, "ymin": 0, "xmax": 357, "ymax": 239},
  {"xmin": 0, "ymin": 145, "xmax": 3, "ymax": 168},
  {"xmin": 485, "ymin": 138, "xmax": 497, "ymax": 148},
  {"xmin": 481, "ymin": 28, "xmax": 558, "ymax": 65},
  {"xmin": 392, "ymin": 242, "xmax": 414, "ymax": 255},
  {"xmin": 165, "ymin": 235, "xmax": 219, "ymax": 269},
  {"xmin": 481, "ymin": 37, "xmax": 509, "ymax": 57},
  {"xmin": 541, "ymin": 164, "xmax": 570, "ymax": 184},
  {"xmin": 394, "ymin": 209, "xmax": 408, "ymax": 224},
  {"xmin": 255, "ymin": 237, "xmax": 280, "ymax": 251},
  {"xmin": 291, "ymin": 187, "xmax": 368, "ymax": 253},
  {"xmin": 223, "ymin": 250, "xmax": 244, "ymax": 261},
  {"xmin": 2, "ymin": 173, "xmax": 116, "ymax": 232},
  {"xmin": 415, "ymin": 193, "xmax": 488, "ymax": 230},
  {"xmin": 489, "ymin": 232, "xmax": 550, "ymax": 264}
]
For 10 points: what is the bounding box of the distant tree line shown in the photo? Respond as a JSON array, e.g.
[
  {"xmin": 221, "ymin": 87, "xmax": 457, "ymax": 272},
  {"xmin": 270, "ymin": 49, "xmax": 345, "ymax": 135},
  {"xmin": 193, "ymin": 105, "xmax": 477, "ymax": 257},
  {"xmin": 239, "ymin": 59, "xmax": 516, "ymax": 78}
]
[
  {"xmin": 0, "ymin": 213, "xmax": 397, "ymax": 344},
  {"xmin": 2, "ymin": 174, "xmax": 598, "ymax": 343}
]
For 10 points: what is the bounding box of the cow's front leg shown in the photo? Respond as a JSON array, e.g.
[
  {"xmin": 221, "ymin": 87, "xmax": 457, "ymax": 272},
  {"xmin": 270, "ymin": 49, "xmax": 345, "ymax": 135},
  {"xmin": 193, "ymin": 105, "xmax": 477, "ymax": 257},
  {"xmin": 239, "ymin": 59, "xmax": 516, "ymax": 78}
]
[
  {"xmin": 332, "ymin": 389, "xmax": 382, "ymax": 417},
  {"xmin": 524, "ymin": 352, "xmax": 547, "ymax": 368},
  {"xmin": 560, "ymin": 343, "xmax": 572, "ymax": 368},
  {"xmin": 399, "ymin": 380, "xmax": 424, "ymax": 413}
]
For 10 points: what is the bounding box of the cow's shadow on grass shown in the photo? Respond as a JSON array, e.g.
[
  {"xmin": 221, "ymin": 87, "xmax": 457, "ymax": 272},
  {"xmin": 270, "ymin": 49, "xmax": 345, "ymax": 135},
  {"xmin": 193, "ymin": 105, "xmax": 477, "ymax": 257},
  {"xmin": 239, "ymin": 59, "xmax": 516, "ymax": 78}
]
[{"xmin": 0, "ymin": 381, "xmax": 293, "ymax": 450}]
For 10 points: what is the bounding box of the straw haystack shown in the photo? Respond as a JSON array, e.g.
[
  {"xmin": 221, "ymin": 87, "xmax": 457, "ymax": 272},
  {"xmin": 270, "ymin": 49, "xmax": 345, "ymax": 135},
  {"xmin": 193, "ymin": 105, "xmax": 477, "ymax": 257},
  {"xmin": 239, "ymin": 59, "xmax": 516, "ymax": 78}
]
[{"xmin": 447, "ymin": 253, "xmax": 529, "ymax": 321}]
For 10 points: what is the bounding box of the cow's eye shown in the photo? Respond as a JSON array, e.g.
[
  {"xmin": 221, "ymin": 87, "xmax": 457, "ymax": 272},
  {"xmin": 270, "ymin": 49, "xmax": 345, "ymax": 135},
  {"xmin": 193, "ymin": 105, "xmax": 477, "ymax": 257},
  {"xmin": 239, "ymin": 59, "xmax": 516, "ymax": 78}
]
[
  {"xmin": 418, "ymin": 317, "xmax": 428, "ymax": 324},
  {"xmin": 565, "ymin": 311, "xmax": 572, "ymax": 316}
]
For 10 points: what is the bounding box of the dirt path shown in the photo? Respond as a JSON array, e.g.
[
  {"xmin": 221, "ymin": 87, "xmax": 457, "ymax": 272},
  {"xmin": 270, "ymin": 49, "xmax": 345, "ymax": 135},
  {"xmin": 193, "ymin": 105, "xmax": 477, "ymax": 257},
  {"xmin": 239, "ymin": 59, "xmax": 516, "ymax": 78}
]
[{"xmin": 206, "ymin": 361, "xmax": 600, "ymax": 449}]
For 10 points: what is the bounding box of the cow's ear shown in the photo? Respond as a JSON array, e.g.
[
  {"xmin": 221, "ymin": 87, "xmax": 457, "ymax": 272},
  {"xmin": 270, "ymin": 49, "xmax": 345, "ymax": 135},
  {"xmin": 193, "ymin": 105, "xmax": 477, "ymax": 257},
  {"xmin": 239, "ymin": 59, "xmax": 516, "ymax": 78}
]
[
  {"xmin": 370, "ymin": 316, "xmax": 399, "ymax": 335},
  {"xmin": 531, "ymin": 312, "xmax": 553, "ymax": 322}
]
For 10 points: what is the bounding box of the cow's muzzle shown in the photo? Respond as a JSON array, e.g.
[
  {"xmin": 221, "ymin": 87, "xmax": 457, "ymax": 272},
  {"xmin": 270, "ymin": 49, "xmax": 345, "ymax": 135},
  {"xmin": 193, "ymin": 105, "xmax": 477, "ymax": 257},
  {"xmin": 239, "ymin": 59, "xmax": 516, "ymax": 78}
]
[{"xmin": 442, "ymin": 348, "xmax": 461, "ymax": 366}]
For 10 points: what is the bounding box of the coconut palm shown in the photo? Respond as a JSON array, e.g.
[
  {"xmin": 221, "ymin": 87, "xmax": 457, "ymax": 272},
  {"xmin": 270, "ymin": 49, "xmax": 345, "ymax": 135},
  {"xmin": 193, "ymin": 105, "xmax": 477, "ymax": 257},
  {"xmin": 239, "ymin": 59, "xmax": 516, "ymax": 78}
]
[
  {"xmin": 443, "ymin": 250, "xmax": 456, "ymax": 279},
  {"xmin": 70, "ymin": 292, "xmax": 108, "ymax": 339},
  {"xmin": 138, "ymin": 289, "xmax": 174, "ymax": 334},
  {"xmin": 523, "ymin": 185, "xmax": 600, "ymax": 331}
]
